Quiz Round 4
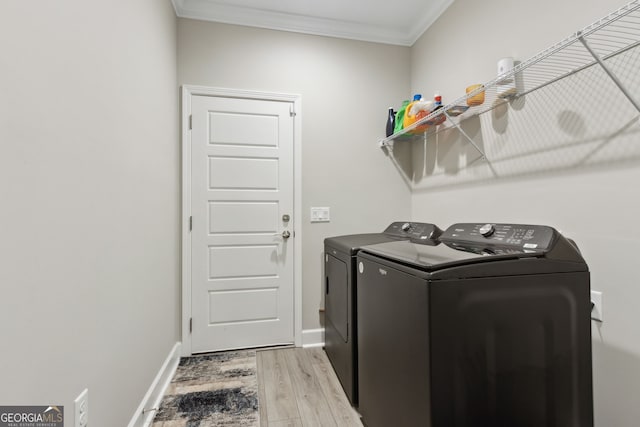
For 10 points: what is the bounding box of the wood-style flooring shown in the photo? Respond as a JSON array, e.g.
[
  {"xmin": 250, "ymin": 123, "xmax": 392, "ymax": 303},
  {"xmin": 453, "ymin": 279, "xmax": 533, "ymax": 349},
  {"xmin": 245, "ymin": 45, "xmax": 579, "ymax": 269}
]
[{"xmin": 257, "ymin": 347, "xmax": 363, "ymax": 427}]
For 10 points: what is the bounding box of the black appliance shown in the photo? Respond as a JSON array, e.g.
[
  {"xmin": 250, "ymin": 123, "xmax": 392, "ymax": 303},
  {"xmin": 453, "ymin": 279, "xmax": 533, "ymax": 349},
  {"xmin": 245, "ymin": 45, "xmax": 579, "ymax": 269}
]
[
  {"xmin": 356, "ymin": 222, "xmax": 593, "ymax": 427},
  {"xmin": 323, "ymin": 222, "xmax": 442, "ymax": 405}
]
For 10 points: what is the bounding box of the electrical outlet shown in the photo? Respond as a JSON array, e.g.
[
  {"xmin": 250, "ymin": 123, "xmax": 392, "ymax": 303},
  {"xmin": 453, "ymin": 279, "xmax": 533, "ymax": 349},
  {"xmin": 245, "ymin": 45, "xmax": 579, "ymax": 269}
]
[
  {"xmin": 74, "ymin": 388, "xmax": 88, "ymax": 427},
  {"xmin": 591, "ymin": 290, "xmax": 603, "ymax": 322}
]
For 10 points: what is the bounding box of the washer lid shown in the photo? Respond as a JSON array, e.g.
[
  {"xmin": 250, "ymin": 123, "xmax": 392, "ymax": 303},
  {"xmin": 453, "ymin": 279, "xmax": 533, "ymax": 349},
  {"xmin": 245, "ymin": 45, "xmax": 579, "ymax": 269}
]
[
  {"xmin": 360, "ymin": 240, "xmax": 513, "ymax": 271},
  {"xmin": 324, "ymin": 222, "xmax": 442, "ymax": 255},
  {"xmin": 325, "ymin": 233, "xmax": 402, "ymax": 255}
]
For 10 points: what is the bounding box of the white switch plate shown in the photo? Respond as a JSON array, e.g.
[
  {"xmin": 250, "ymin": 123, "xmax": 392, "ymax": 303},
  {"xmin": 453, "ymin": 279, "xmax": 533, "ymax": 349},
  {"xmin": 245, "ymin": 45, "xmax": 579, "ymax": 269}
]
[
  {"xmin": 74, "ymin": 388, "xmax": 89, "ymax": 427},
  {"xmin": 591, "ymin": 290, "xmax": 603, "ymax": 322},
  {"xmin": 310, "ymin": 207, "xmax": 330, "ymax": 222}
]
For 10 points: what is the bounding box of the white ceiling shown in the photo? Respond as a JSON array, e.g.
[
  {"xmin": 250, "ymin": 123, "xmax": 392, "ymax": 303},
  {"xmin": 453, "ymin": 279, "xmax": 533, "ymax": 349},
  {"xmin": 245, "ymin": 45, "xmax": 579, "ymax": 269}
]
[{"xmin": 171, "ymin": 0, "xmax": 455, "ymax": 46}]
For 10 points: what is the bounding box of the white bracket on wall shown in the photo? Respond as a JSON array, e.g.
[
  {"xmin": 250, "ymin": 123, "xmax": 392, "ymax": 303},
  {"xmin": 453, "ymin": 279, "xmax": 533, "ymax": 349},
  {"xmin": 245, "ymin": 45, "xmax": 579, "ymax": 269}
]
[
  {"xmin": 578, "ymin": 32, "xmax": 640, "ymax": 113},
  {"xmin": 443, "ymin": 110, "xmax": 487, "ymax": 161}
]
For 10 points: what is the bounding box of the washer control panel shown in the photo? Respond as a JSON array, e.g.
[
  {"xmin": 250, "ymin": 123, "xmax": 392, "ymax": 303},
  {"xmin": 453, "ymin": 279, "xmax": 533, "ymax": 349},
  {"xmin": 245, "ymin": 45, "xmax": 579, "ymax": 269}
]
[
  {"xmin": 384, "ymin": 222, "xmax": 443, "ymax": 241},
  {"xmin": 440, "ymin": 223, "xmax": 556, "ymax": 252}
]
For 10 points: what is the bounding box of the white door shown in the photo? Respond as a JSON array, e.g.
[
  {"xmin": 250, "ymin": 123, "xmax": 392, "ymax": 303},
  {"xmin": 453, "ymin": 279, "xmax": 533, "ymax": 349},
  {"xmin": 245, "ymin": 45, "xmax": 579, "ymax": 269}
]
[{"xmin": 190, "ymin": 94, "xmax": 295, "ymax": 353}]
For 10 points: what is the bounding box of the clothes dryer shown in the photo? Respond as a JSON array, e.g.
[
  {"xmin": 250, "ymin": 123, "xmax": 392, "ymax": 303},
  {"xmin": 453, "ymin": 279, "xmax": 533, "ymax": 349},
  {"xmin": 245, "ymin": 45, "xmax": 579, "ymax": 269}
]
[{"xmin": 324, "ymin": 222, "xmax": 442, "ymax": 405}]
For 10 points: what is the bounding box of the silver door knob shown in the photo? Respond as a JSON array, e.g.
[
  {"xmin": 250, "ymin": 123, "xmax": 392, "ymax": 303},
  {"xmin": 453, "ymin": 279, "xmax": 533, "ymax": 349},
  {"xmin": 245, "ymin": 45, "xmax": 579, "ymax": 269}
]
[{"xmin": 282, "ymin": 230, "xmax": 291, "ymax": 239}]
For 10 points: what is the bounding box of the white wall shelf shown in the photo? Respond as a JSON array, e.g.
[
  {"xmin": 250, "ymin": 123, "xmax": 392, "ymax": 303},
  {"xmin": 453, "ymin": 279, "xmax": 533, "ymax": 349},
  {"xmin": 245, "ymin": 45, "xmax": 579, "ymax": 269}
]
[{"xmin": 379, "ymin": 0, "xmax": 640, "ymax": 161}]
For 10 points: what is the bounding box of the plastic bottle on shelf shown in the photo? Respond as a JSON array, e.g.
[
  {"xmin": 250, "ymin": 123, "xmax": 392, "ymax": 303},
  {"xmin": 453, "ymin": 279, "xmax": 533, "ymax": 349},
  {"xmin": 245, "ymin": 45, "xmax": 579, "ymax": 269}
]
[
  {"xmin": 394, "ymin": 100, "xmax": 410, "ymax": 134},
  {"xmin": 427, "ymin": 92, "xmax": 446, "ymax": 126},
  {"xmin": 403, "ymin": 95, "xmax": 434, "ymax": 132},
  {"xmin": 402, "ymin": 96, "xmax": 419, "ymax": 130},
  {"xmin": 385, "ymin": 107, "xmax": 395, "ymax": 137},
  {"xmin": 408, "ymin": 98, "xmax": 434, "ymax": 117},
  {"xmin": 410, "ymin": 98, "xmax": 435, "ymax": 134},
  {"xmin": 434, "ymin": 93, "xmax": 443, "ymax": 109}
]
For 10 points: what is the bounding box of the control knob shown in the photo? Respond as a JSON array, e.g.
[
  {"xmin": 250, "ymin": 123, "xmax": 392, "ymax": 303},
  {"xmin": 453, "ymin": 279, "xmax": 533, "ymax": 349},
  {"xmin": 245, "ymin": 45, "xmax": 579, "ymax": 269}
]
[
  {"xmin": 401, "ymin": 222, "xmax": 412, "ymax": 232},
  {"xmin": 479, "ymin": 223, "xmax": 495, "ymax": 237}
]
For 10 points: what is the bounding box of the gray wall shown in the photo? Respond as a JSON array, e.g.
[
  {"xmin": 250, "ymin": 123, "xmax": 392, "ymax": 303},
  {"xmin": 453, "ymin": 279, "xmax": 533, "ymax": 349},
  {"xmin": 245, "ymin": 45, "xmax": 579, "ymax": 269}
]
[
  {"xmin": 409, "ymin": 0, "xmax": 640, "ymax": 424},
  {"xmin": 177, "ymin": 19, "xmax": 412, "ymax": 331},
  {"xmin": 0, "ymin": 1, "xmax": 180, "ymax": 426}
]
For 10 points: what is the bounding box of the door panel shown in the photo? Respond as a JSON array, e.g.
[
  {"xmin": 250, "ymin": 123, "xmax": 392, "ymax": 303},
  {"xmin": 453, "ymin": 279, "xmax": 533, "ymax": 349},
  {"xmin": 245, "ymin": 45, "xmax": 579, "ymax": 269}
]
[
  {"xmin": 208, "ymin": 245, "xmax": 279, "ymax": 278},
  {"xmin": 208, "ymin": 111, "xmax": 279, "ymax": 147},
  {"xmin": 191, "ymin": 95, "xmax": 294, "ymax": 353},
  {"xmin": 208, "ymin": 157, "xmax": 279, "ymax": 189},
  {"xmin": 207, "ymin": 288, "xmax": 279, "ymax": 323},
  {"xmin": 209, "ymin": 202, "xmax": 279, "ymax": 234}
]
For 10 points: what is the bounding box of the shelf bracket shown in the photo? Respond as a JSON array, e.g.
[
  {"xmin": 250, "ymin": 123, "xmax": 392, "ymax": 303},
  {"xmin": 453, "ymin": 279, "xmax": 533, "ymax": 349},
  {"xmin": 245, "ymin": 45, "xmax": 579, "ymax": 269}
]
[
  {"xmin": 379, "ymin": 138, "xmax": 393, "ymax": 149},
  {"xmin": 443, "ymin": 111, "xmax": 487, "ymax": 161},
  {"xmin": 578, "ymin": 32, "xmax": 640, "ymax": 113},
  {"xmin": 379, "ymin": 137, "xmax": 414, "ymax": 188}
]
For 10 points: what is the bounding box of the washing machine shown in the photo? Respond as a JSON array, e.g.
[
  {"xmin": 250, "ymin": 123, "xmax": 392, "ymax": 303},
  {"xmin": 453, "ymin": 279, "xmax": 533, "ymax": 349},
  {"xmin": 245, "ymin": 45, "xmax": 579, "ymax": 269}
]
[
  {"xmin": 323, "ymin": 221, "xmax": 442, "ymax": 406},
  {"xmin": 356, "ymin": 222, "xmax": 593, "ymax": 427}
]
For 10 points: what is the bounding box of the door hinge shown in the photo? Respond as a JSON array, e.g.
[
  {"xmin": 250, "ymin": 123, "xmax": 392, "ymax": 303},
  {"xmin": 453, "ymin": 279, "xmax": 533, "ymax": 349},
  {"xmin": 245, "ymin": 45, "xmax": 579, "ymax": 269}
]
[
  {"xmin": 289, "ymin": 105, "xmax": 296, "ymax": 117},
  {"xmin": 189, "ymin": 318, "xmax": 192, "ymax": 333},
  {"xmin": 189, "ymin": 216, "xmax": 192, "ymax": 231},
  {"xmin": 189, "ymin": 114, "xmax": 192, "ymax": 130}
]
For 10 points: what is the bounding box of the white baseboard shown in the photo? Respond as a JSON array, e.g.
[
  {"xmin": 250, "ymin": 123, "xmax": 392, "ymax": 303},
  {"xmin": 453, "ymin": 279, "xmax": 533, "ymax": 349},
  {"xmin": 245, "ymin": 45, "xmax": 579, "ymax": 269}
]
[
  {"xmin": 302, "ymin": 328, "xmax": 325, "ymax": 348},
  {"xmin": 128, "ymin": 342, "xmax": 181, "ymax": 427}
]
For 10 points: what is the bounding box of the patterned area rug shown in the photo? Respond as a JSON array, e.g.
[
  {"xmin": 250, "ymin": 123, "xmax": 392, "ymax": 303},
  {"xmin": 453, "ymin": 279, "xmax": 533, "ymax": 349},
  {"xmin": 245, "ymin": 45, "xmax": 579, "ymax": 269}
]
[{"xmin": 151, "ymin": 350, "xmax": 259, "ymax": 427}]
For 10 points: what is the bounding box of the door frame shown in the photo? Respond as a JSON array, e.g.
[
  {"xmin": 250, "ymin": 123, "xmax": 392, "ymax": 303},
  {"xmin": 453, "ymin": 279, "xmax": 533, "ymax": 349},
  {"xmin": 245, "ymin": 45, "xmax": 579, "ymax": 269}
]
[{"xmin": 181, "ymin": 85, "xmax": 302, "ymax": 356}]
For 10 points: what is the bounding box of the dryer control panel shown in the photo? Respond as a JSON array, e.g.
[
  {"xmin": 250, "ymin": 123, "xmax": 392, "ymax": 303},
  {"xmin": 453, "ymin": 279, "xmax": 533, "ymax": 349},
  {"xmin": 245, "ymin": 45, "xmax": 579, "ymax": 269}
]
[
  {"xmin": 440, "ymin": 223, "xmax": 556, "ymax": 252},
  {"xmin": 384, "ymin": 222, "xmax": 443, "ymax": 241}
]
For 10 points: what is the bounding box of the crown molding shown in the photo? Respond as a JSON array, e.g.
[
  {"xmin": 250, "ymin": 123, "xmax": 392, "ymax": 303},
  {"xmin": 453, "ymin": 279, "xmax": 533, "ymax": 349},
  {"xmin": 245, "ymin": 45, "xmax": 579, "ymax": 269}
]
[
  {"xmin": 407, "ymin": 0, "xmax": 455, "ymax": 45},
  {"xmin": 172, "ymin": 0, "xmax": 452, "ymax": 47}
]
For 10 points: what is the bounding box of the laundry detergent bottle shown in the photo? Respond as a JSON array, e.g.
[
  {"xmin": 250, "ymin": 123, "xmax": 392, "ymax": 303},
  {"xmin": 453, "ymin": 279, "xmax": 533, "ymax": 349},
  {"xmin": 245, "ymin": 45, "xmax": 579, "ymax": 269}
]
[
  {"xmin": 394, "ymin": 100, "xmax": 410, "ymax": 134},
  {"xmin": 404, "ymin": 96, "xmax": 434, "ymax": 134}
]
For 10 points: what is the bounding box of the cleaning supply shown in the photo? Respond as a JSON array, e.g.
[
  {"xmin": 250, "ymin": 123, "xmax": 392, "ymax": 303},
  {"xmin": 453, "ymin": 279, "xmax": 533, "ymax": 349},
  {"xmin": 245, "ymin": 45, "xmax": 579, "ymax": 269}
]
[
  {"xmin": 401, "ymin": 94, "xmax": 423, "ymax": 130},
  {"xmin": 394, "ymin": 100, "xmax": 410, "ymax": 134},
  {"xmin": 403, "ymin": 96, "xmax": 434, "ymax": 133},
  {"xmin": 408, "ymin": 98, "xmax": 434, "ymax": 118},
  {"xmin": 426, "ymin": 92, "xmax": 446, "ymax": 126},
  {"xmin": 386, "ymin": 107, "xmax": 395, "ymax": 137},
  {"xmin": 434, "ymin": 93, "xmax": 443, "ymax": 109}
]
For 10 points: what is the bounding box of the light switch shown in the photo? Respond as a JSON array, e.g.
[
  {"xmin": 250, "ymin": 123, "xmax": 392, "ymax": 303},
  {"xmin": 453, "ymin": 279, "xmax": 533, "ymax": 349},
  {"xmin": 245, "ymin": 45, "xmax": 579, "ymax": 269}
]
[{"xmin": 311, "ymin": 207, "xmax": 330, "ymax": 222}]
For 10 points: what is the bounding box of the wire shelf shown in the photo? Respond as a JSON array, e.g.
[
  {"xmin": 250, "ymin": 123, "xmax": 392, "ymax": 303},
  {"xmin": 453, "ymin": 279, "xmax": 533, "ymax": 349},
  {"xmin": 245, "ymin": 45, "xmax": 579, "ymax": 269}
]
[{"xmin": 380, "ymin": 0, "xmax": 640, "ymax": 152}]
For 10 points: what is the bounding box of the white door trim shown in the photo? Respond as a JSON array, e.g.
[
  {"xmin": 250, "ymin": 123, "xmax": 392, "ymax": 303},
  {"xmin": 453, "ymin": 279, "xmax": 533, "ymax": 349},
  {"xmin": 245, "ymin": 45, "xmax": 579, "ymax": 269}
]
[{"xmin": 181, "ymin": 85, "xmax": 302, "ymax": 356}]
